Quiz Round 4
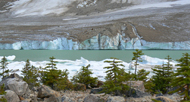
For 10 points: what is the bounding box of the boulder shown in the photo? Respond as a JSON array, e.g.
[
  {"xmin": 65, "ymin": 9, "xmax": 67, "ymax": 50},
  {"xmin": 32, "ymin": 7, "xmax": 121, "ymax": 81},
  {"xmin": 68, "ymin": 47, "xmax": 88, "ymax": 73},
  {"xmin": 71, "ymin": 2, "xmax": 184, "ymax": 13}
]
[
  {"xmin": 125, "ymin": 88, "xmax": 150, "ymax": 98},
  {"xmin": 0, "ymin": 73, "xmax": 30, "ymax": 99},
  {"xmin": 84, "ymin": 94, "xmax": 107, "ymax": 102},
  {"xmin": 154, "ymin": 96, "xmax": 175, "ymax": 102},
  {"xmin": 74, "ymin": 83, "xmax": 86, "ymax": 91},
  {"xmin": 3, "ymin": 73, "xmax": 22, "ymax": 80},
  {"xmin": 107, "ymin": 96, "xmax": 125, "ymax": 102},
  {"xmin": 0, "ymin": 73, "xmax": 22, "ymax": 90},
  {"xmin": 90, "ymin": 88, "xmax": 103, "ymax": 94},
  {"xmin": 37, "ymin": 85, "xmax": 61, "ymax": 102},
  {"xmin": 164, "ymin": 94, "xmax": 181, "ymax": 102},
  {"xmin": 44, "ymin": 95, "xmax": 62, "ymax": 102},
  {"xmin": 7, "ymin": 78, "xmax": 29, "ymax": 96},
  {"xmin": 123, "ymin": 81, "xmax": 145, "ymax": 92},
  {"xmin": 125, "ymin": 96, "xmax": 153, "ymax": 102},
  {"xmin": 5, "ymin": 90, "xmax": 20, "ymax": 102},
  {"xmin": 30, "ymin": 95, "xmax": 38, "ymax": 102},
  {"xmin": 61, "ymin": 96, "xmax": 75, "ymax": 102}
]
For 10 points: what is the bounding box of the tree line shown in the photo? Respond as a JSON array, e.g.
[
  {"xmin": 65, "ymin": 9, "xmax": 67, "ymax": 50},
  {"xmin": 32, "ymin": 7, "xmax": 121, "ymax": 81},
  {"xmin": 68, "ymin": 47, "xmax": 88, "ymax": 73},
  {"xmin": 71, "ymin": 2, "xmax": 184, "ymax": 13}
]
[{"xmin": 0, "ymin": 50, "xmax": 190, "ymax": 101}]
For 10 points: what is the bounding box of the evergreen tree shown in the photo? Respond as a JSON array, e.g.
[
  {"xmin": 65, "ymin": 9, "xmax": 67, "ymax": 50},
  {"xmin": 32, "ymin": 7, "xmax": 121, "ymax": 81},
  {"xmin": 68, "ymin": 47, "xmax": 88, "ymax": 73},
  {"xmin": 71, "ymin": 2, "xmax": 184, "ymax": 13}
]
[
  {"xmin": 144, "ymin": 78, "xmax": 155, "ymax": 95},
  {"xmin": 0, "ymin": 84, "xmax": 7, "ymax": 102},
  {"xmin": 55, "ymin": 69, "xmax": 73, "ymax": 90},
  {"xmin": 21, "ymin": 59, "xmax": 39, "ymax": 89},
  {"xmin": 102, "ymin": 58, "xmax": 129, "ymax": 96},
  {"xmin": 0, "ymin": 56, "xmax": 11, "ymax": 79},
  {"xmin": 151, "ymin": 55, "xmax": 174, "ymax": 94},
  {"xmin": 170, "ymin": 53, "xmax": 190, "ymax": 101},
  {"xmin": 132, "ymin": 49, "xmax": 144, "ymax": 80},
  {"xmin": 42, "ymin": 56, "xmax": 72, "ymax": 90},
  {"xmin": 163, "ymin": 55, "xmax": 174, "ymax": 91},
  {"xmin": 136, "ymin": 69, "xmax": 150, "ymax": 82},
  {"xmin": 42, "ymin": 56, "xmax": 58, "ymax": 89},
  {"xmin": 72, "ymin": 64, "xmax": 97, "ymax": 88}
]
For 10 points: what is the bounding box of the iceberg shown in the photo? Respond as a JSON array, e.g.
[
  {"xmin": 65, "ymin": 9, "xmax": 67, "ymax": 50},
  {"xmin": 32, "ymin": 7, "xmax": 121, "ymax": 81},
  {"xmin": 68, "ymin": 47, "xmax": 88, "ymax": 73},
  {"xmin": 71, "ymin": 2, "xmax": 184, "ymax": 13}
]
[
  {"xmin": 4, "ymin": 55, "xmax": 178, "ymax": 81},
  {"xmin": 0, "ymin": 55, "xmax": 16, "ymax": 61}
]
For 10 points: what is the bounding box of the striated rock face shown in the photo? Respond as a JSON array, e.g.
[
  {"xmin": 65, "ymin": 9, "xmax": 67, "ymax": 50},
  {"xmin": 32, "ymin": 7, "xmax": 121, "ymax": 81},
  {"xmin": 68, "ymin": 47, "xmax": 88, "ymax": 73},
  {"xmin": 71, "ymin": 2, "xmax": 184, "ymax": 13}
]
[{"xmin": 5, "ymin": 90, "xmax": 20, "ymax": 102}]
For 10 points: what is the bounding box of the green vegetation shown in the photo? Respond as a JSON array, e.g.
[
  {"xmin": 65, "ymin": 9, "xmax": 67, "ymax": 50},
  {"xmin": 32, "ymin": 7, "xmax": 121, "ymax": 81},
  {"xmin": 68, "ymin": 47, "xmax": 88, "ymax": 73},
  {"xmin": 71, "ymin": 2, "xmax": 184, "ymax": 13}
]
[
  {"xmin": 0, "ymin": 56, "xmax": 11, "ymax": 79},
  {"xmin": 4, "ymin": 50, "xmax": 190, "ymax": 101},
  {"xmin": 72, "ymin": 64, "xmax": 98, "ymax": 89},
  {"xmin": 102, "ymin": 58, "xmax": 129, "ymax": 96},
  {"xmin": 170, "ymin": 53, "xmax": 190, "ymax": 101},
  {"xmin": 22, "ymin": 59, "xmax": 39, "ymax": 89},
  {"xmin": 132, "ymin": 49, "xmax": 144, "ymax": 80},
  {"xmin": 0, "ymin": 84, "xmax": 7, "ymax": 102},
  {"xmin": 41, "ymin": 56, "xmax": 72, "ymax": 90},
  {"xmin": 136, "ymin": 69, "xmax": 150, "ymax": 82},
  {"xmin": 151, "ymin": 99, "xmax": 162, "ymax": 102},
  {"xmin": 151, "ymin": 55, "xmax": 174, "ymax": 94}
]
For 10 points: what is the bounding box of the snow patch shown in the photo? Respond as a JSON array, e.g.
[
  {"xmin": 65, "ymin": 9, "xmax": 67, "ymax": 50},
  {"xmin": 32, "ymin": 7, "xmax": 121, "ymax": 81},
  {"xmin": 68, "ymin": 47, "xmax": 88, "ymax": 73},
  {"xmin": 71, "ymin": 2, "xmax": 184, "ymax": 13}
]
[{"xmin": 149, "ymin": 24, "xmax": 156, "ymax": 30}]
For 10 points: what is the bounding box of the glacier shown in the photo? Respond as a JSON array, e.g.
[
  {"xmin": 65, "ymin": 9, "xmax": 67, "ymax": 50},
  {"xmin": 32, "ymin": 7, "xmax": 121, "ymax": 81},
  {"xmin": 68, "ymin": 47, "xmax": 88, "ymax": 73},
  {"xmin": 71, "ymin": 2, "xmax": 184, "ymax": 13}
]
[
  {"xmin": 2, "ymin": 55, "xmax": 178, "ymax": 81},
  {"xmin": 1, "ymin": 34, "xmax": 190, "ymax": 50}
]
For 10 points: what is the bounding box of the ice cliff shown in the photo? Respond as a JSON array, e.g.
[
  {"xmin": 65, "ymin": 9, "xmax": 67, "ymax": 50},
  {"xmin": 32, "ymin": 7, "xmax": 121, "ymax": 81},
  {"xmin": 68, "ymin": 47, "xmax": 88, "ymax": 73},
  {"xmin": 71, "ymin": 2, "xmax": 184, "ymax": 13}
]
[{"xmin": 0, "ymin": 34, "xmax": 190, "ymax": 50}]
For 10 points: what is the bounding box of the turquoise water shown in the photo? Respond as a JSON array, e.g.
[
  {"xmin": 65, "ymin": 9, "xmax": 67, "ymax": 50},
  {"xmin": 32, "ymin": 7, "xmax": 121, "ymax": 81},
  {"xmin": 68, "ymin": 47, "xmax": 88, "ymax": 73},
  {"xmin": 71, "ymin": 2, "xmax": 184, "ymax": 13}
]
[{"xmin": 0, "ymin": 50, "xmax": 190, "ymax": 62}]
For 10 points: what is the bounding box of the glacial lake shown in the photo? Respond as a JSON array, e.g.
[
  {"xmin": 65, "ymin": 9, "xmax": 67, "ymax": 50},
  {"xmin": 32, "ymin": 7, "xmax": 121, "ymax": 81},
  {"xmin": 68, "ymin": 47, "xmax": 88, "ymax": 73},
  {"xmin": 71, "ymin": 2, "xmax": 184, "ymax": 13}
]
[{"xmin": 0, "ymin": 50, "xmax": 190, "ymax": 62}]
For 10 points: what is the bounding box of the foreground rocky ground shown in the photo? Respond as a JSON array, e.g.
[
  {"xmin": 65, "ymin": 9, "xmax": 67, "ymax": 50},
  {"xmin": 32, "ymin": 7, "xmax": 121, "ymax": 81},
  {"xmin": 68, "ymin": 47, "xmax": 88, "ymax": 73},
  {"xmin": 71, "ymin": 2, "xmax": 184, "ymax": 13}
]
[{"xmin": 0, "ymin": 74, "xmax": 182, "ymax": 102}]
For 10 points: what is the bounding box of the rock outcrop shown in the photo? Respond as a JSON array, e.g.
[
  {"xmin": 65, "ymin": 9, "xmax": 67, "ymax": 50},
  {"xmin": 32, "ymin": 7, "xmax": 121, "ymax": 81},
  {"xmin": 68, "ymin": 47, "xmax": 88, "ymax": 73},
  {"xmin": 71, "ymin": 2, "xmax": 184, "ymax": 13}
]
[
  {"xmin": 155, "ymin": 96, "xmax": 175, "ymax": 102},
  {"xmin": 37, "ymin": 85, "xmax": 62, "ymax": 102},
  {"xmin": 5, "ymin": 90, "xmax": 20, "ymax": 102},
  {"xmin": 90, "ymin": 88, "xmax": 103, "ymax": 94},
  {"xmin": 7, "ymin": 78, "xmax": 29, "ymax": 96},
  {"xmin": 0, "ymin": 73, "xmax": 30, "ymax": 102},
  {"xmin": 107, "ymin": 96, "xmax": 125, "ymax": 102}
]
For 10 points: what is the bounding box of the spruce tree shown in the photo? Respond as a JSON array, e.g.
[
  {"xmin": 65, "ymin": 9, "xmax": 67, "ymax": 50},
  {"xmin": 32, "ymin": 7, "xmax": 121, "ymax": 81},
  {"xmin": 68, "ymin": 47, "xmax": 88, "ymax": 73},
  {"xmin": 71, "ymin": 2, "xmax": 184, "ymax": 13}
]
[
  {"xmin": 144, "ymin": 78, "xmax": 155, "ymax": 95},
  {"xmin": 72, "ymin": 64, "xmax": 97, "ymax": 89},
  {"xmin": 136, "ymin": 69, "xmax": 150, "ymax": 82},
  {"xmin": 42, "ymin": 56, "xmax": 72, "ymax": 90},
  {"xmin": 0, "ymin": 84, "xmax": 7, "ymax": 102},
  {"xmin": 54, "ymin": 69, "xmax": 73, "ymax": 90},
  {"xmin": 42, "ymin": 56, "xmax": 58, "ymax": 89},
  {"xmin": 170, "ymin": 53, "xmax": 190, "ymax": 101},
  {"xmin": 21, "ymin": 59, "xmax": 39, "ymax": 89},
  {"xmin": 132, "ymin": 49, "xmax": 144, "ymax": 80},
  {"xmin": 0, "ymin": 56, "xmax": 11, "ymax": 79},
  {"xmin": 102, "ymin": 58, "xmax": 129, "ymax": 96},
  {"xmin": 163, "ymin": 55, "xmax": 174, "ymax": 91},
  {"xmin": 151, "ymin": 55, "xmax": 174, "ymax": 94}
]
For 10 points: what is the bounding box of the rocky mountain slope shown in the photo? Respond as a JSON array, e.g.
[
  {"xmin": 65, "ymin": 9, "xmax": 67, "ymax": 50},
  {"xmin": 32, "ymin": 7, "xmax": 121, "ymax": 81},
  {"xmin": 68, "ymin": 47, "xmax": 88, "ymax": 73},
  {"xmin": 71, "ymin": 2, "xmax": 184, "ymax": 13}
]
[{"xmin": 0, "ymin": 0, "xmax": 190, "ymax": 50}]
